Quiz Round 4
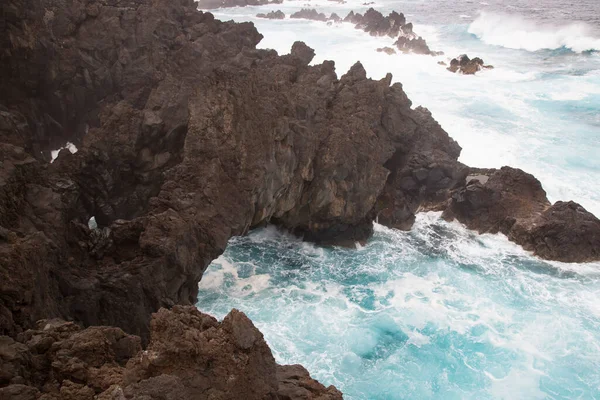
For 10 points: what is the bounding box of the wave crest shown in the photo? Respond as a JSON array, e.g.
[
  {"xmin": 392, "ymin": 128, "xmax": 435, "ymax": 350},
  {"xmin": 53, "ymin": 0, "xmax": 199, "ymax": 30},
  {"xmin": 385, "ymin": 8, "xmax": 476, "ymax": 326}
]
[{"xmin": 468, "ymin": 12, "xmax": 600, "ymax": 53}]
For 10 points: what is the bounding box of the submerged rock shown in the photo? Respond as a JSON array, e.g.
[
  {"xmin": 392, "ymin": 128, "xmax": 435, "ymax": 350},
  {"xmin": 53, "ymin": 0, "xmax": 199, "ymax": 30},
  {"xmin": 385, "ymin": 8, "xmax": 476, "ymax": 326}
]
[
  {"xmin": 257, "ymin": 10, "xmax": 285, "ymax": 19},
  {"xmin": 377, "ymin": 47, "xmax": 397, "ymax": 55},
  {"xmin": 447, "ymin": 54, "xmax": 494, "ymax": 74}
]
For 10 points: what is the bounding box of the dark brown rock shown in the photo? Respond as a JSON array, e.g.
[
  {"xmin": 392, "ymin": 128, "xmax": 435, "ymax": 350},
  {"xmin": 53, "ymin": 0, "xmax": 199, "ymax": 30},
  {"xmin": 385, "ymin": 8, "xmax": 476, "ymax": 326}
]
[
  {"xmin": 344, "ymin": 8, "xmax": 406, "ymax": 37},
  {"xmin": 447, "ymin": 55, "xmax": 493, "ymax": 74},
  {"xmin": 0, "ymin": 307, "xmax": 340, "ymax": 400},
  {"xmin": 442, "ymin": 167, "xmax": 600, "ymax": 262}
]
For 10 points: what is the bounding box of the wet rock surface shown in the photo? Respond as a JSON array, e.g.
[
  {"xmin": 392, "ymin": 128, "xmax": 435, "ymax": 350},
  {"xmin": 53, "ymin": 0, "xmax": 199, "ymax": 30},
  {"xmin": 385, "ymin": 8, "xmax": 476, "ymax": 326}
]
[
  {"xmin": 447, "ymin": 54, "xmax": 494, "ymax": 74},
  {"xmin": 1, "ymin": 0, "xmax": 599, "ymax": 398},
  {"xmin": 442, "ymin": 167, "xmax": 600, "ymax": 263},
  {"xmin": 0, "ymin": 306, "xmax": 342, "ymax": 399}
]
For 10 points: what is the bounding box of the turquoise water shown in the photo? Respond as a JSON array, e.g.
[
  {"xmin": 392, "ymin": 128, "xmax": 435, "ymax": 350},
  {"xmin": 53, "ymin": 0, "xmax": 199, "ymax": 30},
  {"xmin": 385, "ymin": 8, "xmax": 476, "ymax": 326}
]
[
  {"xmin": 198, "ymin": 215, "xmax": 600, "ymax": 399},
  {"xmin": 198, "ymin": 1, "xmax": 600, "ymax": 398}
]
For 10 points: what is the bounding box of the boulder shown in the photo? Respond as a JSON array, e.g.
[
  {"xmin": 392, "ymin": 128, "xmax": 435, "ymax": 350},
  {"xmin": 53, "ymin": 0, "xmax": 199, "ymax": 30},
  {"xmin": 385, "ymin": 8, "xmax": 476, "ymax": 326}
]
[
  {"xmin": 442, "ymin": 167, "xmax": 600, "ymax": 262},
  {"xmin": 447, "ymin": 54, "xmax": 494, "ymax": 74}
]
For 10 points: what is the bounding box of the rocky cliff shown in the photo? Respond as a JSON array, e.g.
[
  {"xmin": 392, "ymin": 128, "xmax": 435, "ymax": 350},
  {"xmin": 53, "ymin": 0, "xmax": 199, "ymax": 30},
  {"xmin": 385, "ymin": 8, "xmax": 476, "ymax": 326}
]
[
  {"xmin": 0, "ymin": 306, "xmax": 342, "ymax": 399},
  {"xmin": 1, "ymin": 0, "xmax": 599, "ymax": 398}
]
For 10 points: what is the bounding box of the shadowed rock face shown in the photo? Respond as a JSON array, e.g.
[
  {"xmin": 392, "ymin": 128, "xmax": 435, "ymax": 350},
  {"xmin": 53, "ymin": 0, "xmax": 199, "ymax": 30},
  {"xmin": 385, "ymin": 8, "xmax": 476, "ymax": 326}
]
[
  {"xmin": 0, "ymin": 0, "xmax": 461, "ymax": 340},
  {"xmin": 0, "ymin": 306, "xmax": 342, "ymax": 399},
  {"xmin": 442, "ymin": 167, "xmax": 600, "ymax": 263}
]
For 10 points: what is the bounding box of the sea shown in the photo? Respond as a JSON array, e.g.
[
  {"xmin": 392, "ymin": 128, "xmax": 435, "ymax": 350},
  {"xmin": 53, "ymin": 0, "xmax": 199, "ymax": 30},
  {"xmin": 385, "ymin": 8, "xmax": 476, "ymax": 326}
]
[{"xmin": 196, "ymin": 1, "xmax": 600, "ymax": 398}]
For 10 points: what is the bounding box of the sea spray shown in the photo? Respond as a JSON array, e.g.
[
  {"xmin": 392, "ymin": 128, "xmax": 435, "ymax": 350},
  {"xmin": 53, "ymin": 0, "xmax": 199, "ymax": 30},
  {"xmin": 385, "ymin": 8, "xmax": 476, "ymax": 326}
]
[
  {"xmin": 468, "ymin": 11, "xmax": 600, "ymax": 52},
  {"xmin": 198, "ymin": 213, "xmax": 600, "ymax": 399}
]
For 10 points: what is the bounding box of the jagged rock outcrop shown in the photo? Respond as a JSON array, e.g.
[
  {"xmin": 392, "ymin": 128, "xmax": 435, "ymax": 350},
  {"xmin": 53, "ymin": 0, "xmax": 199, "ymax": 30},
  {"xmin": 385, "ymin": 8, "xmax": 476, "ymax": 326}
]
[
  {"xmin": 0, "ymin": 0, "xmax": 461, "ymax": 341},
  {"xmin": 290, "ymin": 9, "xmax": 328, "ymax": 22},
  {"xmin": 198, "ymin": 0, "xmax": 282, "ymax": 9},
  {"xmin": 394, "ymin": 36, "xmax": 436, "ymax": 55},
  {"xmin": 342, "ymin": 8, "xmax": 440, "ymax": 55},
  {"xmin": 442, "ymin": 167, "xmax": 600, "ymax": 263},
  {"xmin": 447, "ymin": 55, "xmax": 494, "ymax": 74},
  {"xmin": 343, "ymin": 8, "xmax": 406, "ymax": 37},
  {"xmin": 257, "ymin": 10, "xmax": 285, "ymax": 19},
  {"xmin": 1, "ymin": 0, "xmax": 599, "ymax": 397},
  {"xmin": 0, "ymin": 306, "xmax": 342, "ymax": 399}
]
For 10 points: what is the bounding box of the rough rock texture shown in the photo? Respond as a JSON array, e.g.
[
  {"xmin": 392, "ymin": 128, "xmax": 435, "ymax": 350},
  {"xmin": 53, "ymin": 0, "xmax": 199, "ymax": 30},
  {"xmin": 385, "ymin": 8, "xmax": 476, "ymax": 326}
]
[
  {"xmin": 290, "ymin": 9, "xmax": 328, "ymax": 22},
  {"xmin": 341, "ymin": 9, "xmax": 440, "ymax": 55},
  {"xmin": 394, "ymin": 36, "xmax": 435, "ymax": 55},
  {"xmin": 1, "ymin": 0, "xmax": 599, "ymax": 397},
  {"xmin": 198, "ymin": 0, "xmax": 282, "ymax": 9},
  {"xmin": 447, "ymin": 55, "xmax": 494, "ymax": 74},
  {"xmin": 0, "ymin": 306, "xmax": 342, "ymax": 399},
  {"xmin": 442, "ymin": 167, "xmax": 600, "ymax": 263},
  {"xmin": 343, "ymin": 8, "xmax": 406, "ymax": 37},
  {"xmin": 0, "ymin": 0, "xmax": 460, "ymax": 341},
  {"xmin": 257, "ymin": 10, "xmax": 286, "ymax": 19}
]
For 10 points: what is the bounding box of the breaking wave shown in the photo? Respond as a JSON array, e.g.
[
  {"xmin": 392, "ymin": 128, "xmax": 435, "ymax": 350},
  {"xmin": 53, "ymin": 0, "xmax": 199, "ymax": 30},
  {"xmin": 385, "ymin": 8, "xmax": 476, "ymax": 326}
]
[{"xmin": 468, "ymin": 12, "xmax": 600, "ymax": 53}]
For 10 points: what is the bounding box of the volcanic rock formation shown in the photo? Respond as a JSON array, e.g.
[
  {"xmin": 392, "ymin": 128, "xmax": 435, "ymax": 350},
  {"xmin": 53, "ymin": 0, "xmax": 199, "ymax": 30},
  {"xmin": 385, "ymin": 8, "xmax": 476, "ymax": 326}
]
[
  {"xmin": 257, "ymin": 10, "xmax": 286, "ymax": 19},
  {"xmin": 1, "ymin": 0, "xmax": 600, "ymax": 398},
  {"xmin": 0, "ymin": 306, "xmax": 342, "ymax": 399},
  {"xmin": 290, "ymin": 8, "xmax": 328, "ymax": 21},
  {"xmin": 447, "ymin": 54, "xmax": 494, "ymax": 74},
  {"xmin": 442, "ymin": 167, "xmax": 600, "ymax": 262}
]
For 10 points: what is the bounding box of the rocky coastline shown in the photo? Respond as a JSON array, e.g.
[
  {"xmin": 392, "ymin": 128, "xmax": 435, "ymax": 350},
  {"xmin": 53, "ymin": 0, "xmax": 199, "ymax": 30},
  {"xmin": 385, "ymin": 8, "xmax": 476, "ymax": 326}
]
[{"xmin": 1, "ymin": 0, "xmax": 599, "ymax": 399}]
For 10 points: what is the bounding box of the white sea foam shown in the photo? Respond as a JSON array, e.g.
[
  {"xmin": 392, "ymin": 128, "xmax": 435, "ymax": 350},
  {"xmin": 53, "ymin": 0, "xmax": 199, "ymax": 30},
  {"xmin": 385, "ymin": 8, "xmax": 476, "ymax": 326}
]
[
  {"xmin": 50, "ymin": 142, "xmax": 78, "ymax": 162},
  {"xmin": 469, "ymin": 12, "xmax": 600, "ymax": 52}
]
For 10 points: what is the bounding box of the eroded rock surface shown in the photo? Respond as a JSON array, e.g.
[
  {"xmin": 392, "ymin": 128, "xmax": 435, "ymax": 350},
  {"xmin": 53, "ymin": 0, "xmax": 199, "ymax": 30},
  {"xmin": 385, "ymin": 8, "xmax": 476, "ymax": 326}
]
[
  {"xmin": 1, "ymin": 0, "xmax": 599, "ymax": 397},
  {"xmin": 0, "ymin": 306, "xmax": 342, "ymax": 399},
  {"xmin": 0, "ymin": 0, "xmax": 461, "ymax": 340},
  {"xmin": 442, "ymin": 167, "xmax": 600, "ymax": 263},
  {"xmin": 447, "ymin": 54, "xmax": 494, "ymax": 74}
]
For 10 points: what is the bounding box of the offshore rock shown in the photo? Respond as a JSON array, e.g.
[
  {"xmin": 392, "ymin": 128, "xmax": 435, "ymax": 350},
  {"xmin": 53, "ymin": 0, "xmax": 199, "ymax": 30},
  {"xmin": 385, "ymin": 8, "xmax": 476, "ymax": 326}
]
[
  {"xmin": 377, "ymin": 47, "xmax": 397, "ymax": 55},
  {"xmin": 290, "ymin": 9, "xmax": 328, "ymax": 22},
  {"xmin": 0, "ymin": 307, "xmax": 342, "ymax": 399},
  {"xmin": 443, "ymin": 167, "xmax": 600, "ymax": 263},
  {"xmin": 257, "ymin": 10, "xmax": 286, "ymax": 19},
  {"xmin": 198, "ymin": 0, "xmax": 282, "ymax": 9},
  {"xmin": 447, "ymin": 54, "xmax": 494, "ymax": 74},
  {"xmin": 344, "ymin": 8, "xmax": 406, "ymax": 37}
]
